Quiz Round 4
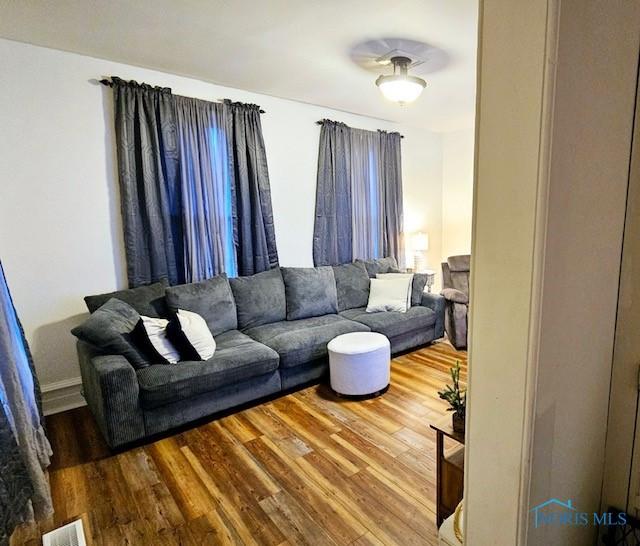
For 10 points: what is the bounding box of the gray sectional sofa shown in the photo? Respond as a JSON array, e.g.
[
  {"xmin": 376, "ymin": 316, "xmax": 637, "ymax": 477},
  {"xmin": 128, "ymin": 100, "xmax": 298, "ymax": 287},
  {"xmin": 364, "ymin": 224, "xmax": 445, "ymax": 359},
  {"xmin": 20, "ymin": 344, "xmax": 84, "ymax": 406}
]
[{"xmin": 76, "ymin": 258, "xmax": 445, "ymax": 448}]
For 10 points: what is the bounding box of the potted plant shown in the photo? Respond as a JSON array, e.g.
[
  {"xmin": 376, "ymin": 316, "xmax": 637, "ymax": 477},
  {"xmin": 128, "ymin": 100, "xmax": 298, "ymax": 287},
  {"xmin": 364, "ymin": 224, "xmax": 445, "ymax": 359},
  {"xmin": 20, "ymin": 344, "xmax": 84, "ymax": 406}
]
[{"xmin": 438, "ymin": 361, "xmax": 466, "ymax": 433}]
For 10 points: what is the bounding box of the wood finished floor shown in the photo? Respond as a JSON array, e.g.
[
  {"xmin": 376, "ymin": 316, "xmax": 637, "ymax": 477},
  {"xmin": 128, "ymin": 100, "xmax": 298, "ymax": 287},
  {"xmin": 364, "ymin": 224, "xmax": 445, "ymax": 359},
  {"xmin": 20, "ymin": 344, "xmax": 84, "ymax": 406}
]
[{"xmin": 12, "ymin": 341, "xmax": 467, "ymax": 546}]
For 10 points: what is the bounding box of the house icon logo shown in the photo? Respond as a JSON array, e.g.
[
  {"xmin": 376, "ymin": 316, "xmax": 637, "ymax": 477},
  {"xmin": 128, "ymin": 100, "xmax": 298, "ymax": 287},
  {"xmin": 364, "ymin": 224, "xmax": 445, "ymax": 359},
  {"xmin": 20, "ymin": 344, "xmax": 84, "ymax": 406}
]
[
  {"xmin": 530, "ymin": 498, "xmax": 627, "ymax": 529},
  {"xmin": 530, "ymin": 498, "xmax": 578, "ymax": 528}
]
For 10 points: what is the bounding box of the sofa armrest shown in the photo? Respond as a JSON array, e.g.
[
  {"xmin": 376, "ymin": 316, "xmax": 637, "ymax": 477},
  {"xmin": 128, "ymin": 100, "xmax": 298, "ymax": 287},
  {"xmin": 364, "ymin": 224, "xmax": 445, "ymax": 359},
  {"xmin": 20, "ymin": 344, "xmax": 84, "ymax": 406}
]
[
  {"xmin": 441, "ymin": 288, "xmax": 469, "ymax": 304},
  {"xmin": 77, "ymin": 340, "xmax": 145, "ymax": 448},
  {"xmin": 421, "ymin": 292, "xmax": 445, "ymax": 339}
]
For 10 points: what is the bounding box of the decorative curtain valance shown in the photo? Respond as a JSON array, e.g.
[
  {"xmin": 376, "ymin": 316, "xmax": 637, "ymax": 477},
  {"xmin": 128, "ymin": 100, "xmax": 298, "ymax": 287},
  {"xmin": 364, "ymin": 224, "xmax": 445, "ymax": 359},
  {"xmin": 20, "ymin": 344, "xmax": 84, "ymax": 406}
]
[
  {"xmin": 313, "ymin": 119, "xmax": 404, "ymax": 267},
  {"xmin": 103, "ymin": 76, "xmax": 278, "ymax": 285}
]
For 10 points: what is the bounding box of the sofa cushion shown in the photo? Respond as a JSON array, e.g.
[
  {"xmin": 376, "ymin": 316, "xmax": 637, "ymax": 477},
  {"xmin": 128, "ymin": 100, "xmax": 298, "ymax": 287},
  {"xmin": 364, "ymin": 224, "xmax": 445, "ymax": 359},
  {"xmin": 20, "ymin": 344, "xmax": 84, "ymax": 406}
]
[
  {"xmin": 71, "ymin": 298, "xmax": 150, "ymax": 369},
  {"xmin": 230, "ymin": 268, "xmax": 286, "ymax": 329},
  {"xmin": 244, "ymin": 314, "xmax": 369, "ymax": 368},
  {"xmin": 281, "ymin": 267, "xmax": 338, "ymax": 320},
  {"xmin": 165, "ymin": 274, "xmax": 237, "ymax": 336},
  {"xmin": 339, "ymin": 306, "xmax": 436, "ymax": 339},
  {"xmin": 356, "ymin": 257, "xmax": 399, "ymax": 278},
  {"xmin": 332, "ymin": 262, "xmax": 370, "ymax": 311},
  {"xmin": 84, "ymin": 279, "xmax": 169, "ymax": 318},
  {"xmin": 136, "ymin": 330, "xmax": 279, "ymax": 409},
  {"xmin": 411, "ymin": 274, "xmax": 429, "ymax": 306}
]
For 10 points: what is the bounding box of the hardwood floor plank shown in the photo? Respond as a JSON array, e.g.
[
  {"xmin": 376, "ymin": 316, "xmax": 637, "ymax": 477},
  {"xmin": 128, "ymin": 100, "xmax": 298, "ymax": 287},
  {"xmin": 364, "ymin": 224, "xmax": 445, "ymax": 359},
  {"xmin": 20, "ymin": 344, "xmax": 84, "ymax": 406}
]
[
  {"xmin": 13, "ymin": 343, "xmax": 467, "ymax": 546},
  {"xmin": 245, "ymin": 435, "xmax": 367, "ymax": 544},
  {"xmin": 259, "ymin": 490, "xmax": 339, "ymax": 546}
]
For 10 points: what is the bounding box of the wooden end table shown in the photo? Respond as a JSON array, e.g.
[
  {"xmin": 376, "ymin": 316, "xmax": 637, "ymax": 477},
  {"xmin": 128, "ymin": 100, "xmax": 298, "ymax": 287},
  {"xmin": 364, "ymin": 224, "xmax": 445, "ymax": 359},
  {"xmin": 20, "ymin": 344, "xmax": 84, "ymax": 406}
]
[{"xmin": 430, "ymin": 416, "xmax": 465, "ymax": 527}]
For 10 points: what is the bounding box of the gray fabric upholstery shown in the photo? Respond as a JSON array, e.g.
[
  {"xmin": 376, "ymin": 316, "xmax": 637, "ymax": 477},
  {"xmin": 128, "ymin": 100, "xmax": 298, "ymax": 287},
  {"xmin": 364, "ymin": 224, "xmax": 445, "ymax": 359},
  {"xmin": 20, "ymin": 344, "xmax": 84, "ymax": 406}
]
[
  {"xmin": 230, "ymin": 268, "xmax": 286, "ymax": 329},
  {"xmin": 339, "ymin": 306, "xmax": 435, "ymax": 339},
  {"xmin": 244, "ymin": 315, "xmax": 369, "ymax": 368},
  {"xmin": 448, "ymin": 255, "xmax": 471, "ymax": 272},
  {"xmin": 77, "ymin": 341, "xmax": 145, "ymax": 448},
  {"xmin": 280, "ymin": 360, "xmax": 328, "ymax": 391},
  {"xmin": 225, "ymin": 100, "xmax": 279, "ymax": 276},
  {"xmin": 75, "ymin": 258, "xmax": 448, "ymax": 449},
  {"xmin": 281, "ymin": 267, "xmax": 338, "ymax": 320},
  {"xmin": 357, "ymin": 256, "xmax": 399, "ymax": 278},
  {"xmin": 411, "ymin": 274, "xmax": 429, "ymax": 306},
  {"xmin": 165, "ymin": 274, "xmax": 237, "ymax": 335},
  {"xmin": 332, "ymin": 262, "xmax": 370, "ymax": 311},
  {"xmin": 441, "ymin": 288, "xmax": 469, "ymax": 304},
  {"xmin": 441, "ymin": 255, "xmax": 470, "ymax": 349},
  {"xmin": 71, "ymin": 298, "xmax": 149, "ymax": 369},
  {"xmin": 110, "ymin": 77, "xmax": 183, "ymax": 287},
  {"xmin": 143, "ymin": 371, "xmax": 281, "ymax": 436},
  {"xmin": 84, "ymin": 279, "xmax": 169, "ymax": 318},
  {"xmin": 387, "ymin": 327, "xmax": 437, "ymax": 354},
  {"xmin": 421, "ymin": 293, "xmax": 446, "ymax": 340},
  {"xmin": 136, "ymin": 330, "xmax": 279, "ymax": 408}
]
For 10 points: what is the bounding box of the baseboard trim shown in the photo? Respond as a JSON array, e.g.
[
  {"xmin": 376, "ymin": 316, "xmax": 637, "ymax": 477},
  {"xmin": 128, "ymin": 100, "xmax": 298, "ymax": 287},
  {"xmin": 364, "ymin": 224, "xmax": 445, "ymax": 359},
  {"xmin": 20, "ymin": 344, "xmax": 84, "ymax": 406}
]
[{"xmin": 41, "ymin": 377, "xmax": 86, "ymax": 416}]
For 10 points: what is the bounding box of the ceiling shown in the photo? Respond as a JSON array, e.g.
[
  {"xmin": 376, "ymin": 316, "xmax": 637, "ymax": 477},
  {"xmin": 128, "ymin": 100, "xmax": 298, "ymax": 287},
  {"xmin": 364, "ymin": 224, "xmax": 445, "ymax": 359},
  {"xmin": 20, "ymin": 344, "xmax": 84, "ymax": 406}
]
[{"xmin": 0, "ymin": 0, "xmax": 478, "ymax": 132}]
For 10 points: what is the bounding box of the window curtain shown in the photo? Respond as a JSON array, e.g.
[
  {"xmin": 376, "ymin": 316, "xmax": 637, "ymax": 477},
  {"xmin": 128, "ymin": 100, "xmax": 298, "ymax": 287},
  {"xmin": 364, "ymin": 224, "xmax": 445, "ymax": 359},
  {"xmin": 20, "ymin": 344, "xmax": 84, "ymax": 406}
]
[
  {"xmin": 0, "ymin": 262, "xmax": 52, "ymax": 546},
  {"xmin": 313, "ymin": 120, "xmax": 404, "ymax": 267},
  {"xmin": 111, "ymin": 77, "xmax": 184, "ymax": 287},
  {"xmin": 108, "ymin": 78, "xmax": 278, "ymax": 285},
  {"xmin": 225, "ymin": 100, "xmax": 279, "ymax": 276},
  {"xmin": 313, "ymin": 120, "xmax": 353, "ymax": 266},
  {"xmin": 379, "ymin": 131, "xmax": 405, "ymax": 264},
  {"xmin": 175, "ymin": 96, "xmax": 236, "ymax": 282}
]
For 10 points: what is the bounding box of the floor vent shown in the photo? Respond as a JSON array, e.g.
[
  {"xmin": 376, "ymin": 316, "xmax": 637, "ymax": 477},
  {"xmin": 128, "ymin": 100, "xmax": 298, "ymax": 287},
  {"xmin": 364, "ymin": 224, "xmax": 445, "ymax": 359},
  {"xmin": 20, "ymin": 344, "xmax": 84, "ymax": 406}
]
[{"xmin": 42, "ymin": 519, "xmax": 87, "ymax": 546}]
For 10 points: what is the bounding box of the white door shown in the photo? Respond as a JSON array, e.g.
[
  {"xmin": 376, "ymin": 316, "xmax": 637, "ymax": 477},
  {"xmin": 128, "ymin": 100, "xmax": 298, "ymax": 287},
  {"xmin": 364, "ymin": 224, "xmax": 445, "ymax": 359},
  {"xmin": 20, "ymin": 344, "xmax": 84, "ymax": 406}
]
[{"xmin": 601, "ymin": 58, "xmax": 640, "ymax": 518}]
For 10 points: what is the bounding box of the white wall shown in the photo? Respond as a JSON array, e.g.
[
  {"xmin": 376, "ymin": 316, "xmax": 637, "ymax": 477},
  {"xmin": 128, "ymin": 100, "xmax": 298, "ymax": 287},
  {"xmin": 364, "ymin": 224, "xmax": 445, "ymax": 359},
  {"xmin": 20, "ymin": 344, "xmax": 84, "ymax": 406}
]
[
  {"xmin": 402, "ymin": 126, "xmax": 443, "ymax": 281},
  {"xmin": 0, "ymin": 38, "xmax": 443, "ymax": 407},
  {"xmin": 442, "ymin": 129, "xmax": 474, "ymax": 259},
  {"xmin": 466, "ymin": 1, "xmax": 640, "ymax": 545},
  {"xmin": 525, "ymin": 2, "xmax": 640, "ymax": 544}
]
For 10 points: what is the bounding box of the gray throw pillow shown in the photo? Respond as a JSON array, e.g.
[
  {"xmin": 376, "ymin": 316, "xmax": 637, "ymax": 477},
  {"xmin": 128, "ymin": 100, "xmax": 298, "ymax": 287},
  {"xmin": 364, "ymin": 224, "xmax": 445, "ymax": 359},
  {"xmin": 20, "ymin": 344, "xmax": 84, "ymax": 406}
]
[
  {"xmin": 332, "ymin": 262, "xmax": 370, "ymax": 311},
  {"xmin": 357, "ymin": 257, "xmax": 399, "ymax": 278},
  {"xmin": 281, "ymin": 267, "xmax": 338, "ymax": 321},
  {"xmin": 165, "ymin": 274, "xmax": 237, "ymax": 336},
  {"xmin": 230, "ymin": 268, "xmax": 286, "ymax": 330},
  {"xmin": 71, "ymin": 298, "xmax": 149, "ymax": 369},
  {"xmin": 411, "ymin": 273, "xmax": 429, "ymax": 306},
  {"xmin": 84, "ymin": 279, "xmax": 169, "ymax": 318}
]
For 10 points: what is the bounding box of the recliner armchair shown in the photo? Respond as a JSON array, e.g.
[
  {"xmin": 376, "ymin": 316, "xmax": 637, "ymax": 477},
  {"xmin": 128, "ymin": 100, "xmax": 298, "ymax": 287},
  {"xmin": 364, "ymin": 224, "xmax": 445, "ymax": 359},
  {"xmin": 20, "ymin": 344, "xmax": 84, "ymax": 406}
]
[{"xmin": 441, "ymin": 255, "xmax": 470, "ymax": 350}]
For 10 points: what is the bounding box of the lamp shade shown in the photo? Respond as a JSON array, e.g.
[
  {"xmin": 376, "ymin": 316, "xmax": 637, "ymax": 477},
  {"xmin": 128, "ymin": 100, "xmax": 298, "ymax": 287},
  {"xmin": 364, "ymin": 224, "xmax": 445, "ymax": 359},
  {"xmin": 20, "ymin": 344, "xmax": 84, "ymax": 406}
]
[
  {"xmin": 412, "ymin": 232, "xmax": 429, "ymax": 252},
  {"xmin": 376, "ymin": 76, "xmax": 425, "ymax": 104},
  {"xmin": 375, "ymin": 56, "xmax": 426, "ymax": 105}
]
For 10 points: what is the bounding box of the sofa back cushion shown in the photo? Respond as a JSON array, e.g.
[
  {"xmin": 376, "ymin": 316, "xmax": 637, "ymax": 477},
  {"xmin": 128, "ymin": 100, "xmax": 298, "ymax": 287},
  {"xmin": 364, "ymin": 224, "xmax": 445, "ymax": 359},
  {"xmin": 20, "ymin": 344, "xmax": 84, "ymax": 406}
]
[
  {"xmin": 230, "ymin": 268, "xmax": 287, "ymax": 329},
  {"xmin": 165, "ymin": 274, "xmax": 237, "ymax": 335},
  {"xmin": 356, "ymin": 257, "xmax": 399, "ymax": 278},
  {"xmin": 84, "ymin": 279, "xmax": 169, "ymax": 318},
  {"xmin": 281, "ymin": 267, "xmax": 338, "ymax": 320},
  {"xmin": 332, "ymin": 262, "xmax": 370, "ymax": 311},
  {"xmin": 71, "ymin": 298, "xmax": 149, "ymax": 369}
]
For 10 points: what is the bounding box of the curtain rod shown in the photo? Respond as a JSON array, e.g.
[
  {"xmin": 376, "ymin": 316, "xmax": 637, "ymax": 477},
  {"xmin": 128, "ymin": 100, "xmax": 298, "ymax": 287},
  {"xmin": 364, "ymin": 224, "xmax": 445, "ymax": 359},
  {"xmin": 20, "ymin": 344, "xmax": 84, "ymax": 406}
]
[
  {"xmin": 315, "ymin": 120, "xmax": 404, "ymax": 138},
  {"xmin": 99, "ymin": 78, "xmax": 266, "ymax": 113}
]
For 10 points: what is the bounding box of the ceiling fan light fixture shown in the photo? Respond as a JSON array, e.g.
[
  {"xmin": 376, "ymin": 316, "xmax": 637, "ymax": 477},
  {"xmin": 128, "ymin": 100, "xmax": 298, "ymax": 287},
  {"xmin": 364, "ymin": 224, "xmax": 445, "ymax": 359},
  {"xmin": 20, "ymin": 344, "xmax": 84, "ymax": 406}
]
[{"xmin": 375, "ymin": 56, "xmax": 426, "ymax": 104}]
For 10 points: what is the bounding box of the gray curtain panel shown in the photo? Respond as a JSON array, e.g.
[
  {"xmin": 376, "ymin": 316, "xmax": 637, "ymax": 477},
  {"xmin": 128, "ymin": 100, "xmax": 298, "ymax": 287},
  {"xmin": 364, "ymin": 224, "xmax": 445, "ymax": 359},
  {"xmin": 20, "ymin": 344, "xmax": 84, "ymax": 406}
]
[
  {"xmin": 379, "ymin": 130, "xmax": 405, "ymax": 266},
  {"xmin": 313, "ymin": 120, "xmax": 353, "ymax": 266},
  {"xmin": 350, "ymin": 128, "xmax": 383, "ymax": 261},
  {"xmin": 313, "ymin": 121, "xmax": 404, "ymax": 266},
  {"xmin": 175, "ymin": 96, "xmax": 237, "ymax": 282},
  {"xmin": 225, "ymin": 100, "xmax": 279, "ymax": 276},
  {"xmin": 0, "ymin": 262, "xmax": 52, "ymax": 546},
  {"xmin": 111, "ymin": 77, "xmax": 183, "ymax": 286}
]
